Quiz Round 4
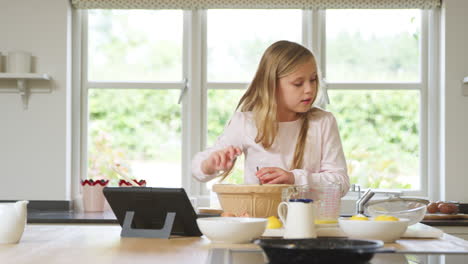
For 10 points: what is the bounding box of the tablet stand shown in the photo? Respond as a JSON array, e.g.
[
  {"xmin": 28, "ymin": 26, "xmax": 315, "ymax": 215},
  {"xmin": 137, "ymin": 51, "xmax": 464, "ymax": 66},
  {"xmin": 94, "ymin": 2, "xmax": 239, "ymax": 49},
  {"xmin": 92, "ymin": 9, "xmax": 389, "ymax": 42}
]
[{"xmin": 120, "ymin": 211, "xmax": 176, "ymax": 239}]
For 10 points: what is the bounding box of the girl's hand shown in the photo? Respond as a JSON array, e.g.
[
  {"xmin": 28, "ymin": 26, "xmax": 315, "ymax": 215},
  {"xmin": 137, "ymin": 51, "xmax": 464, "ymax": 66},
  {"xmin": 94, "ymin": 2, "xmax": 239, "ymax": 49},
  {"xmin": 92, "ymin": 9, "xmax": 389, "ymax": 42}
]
[
  {"xmin": 256, "ymin": 167, "xmax": 295, "ymax": 184},
  {"xmin": 201, "ymin": 146, "xmax": 242, "ymax": 175}
]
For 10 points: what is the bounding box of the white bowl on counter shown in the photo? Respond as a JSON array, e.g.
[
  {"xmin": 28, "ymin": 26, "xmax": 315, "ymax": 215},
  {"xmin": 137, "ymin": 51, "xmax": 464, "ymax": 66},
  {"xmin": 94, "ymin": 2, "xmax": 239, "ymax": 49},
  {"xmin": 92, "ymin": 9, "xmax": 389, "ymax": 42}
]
[
  {"xmin": 196, "ymin": 217, "xmax": 267, "ymax": 244},
  {"xmin": 338, "ymin": 217, "xmax": 410, "ymax": 243}
]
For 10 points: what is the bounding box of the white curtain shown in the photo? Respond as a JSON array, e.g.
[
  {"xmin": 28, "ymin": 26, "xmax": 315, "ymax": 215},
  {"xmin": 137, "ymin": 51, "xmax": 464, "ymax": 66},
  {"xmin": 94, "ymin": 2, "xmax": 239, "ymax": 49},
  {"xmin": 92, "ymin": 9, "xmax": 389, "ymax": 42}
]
[{"xmin": 71, "ymin": 0, "xmax": 441, "ymax": 9}]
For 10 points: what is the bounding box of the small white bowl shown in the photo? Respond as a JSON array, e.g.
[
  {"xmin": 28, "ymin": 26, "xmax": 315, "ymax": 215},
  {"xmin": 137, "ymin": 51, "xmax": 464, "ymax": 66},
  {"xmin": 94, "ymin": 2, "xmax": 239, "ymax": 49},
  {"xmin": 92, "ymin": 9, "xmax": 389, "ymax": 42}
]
[
  {"xmin": 196, "ymin": 217, "xmax": 267, "ymax": 244},
  {"xmin": 338, "ymin": 217, "xmax": 410, "ymax": 243}
]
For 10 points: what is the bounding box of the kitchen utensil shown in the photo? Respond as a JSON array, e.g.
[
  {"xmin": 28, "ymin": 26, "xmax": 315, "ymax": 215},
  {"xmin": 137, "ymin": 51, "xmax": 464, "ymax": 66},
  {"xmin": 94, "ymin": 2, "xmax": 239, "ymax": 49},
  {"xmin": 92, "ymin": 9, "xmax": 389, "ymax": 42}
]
[
  {"xmin": 254, "ymin": 237, "xmax": 392, "ymax": 264},
  {"xmin": 256, "ymin": 166, "xmax": 262, "ymax": 185},
  {"xmin": 0, "ymin": 201, "xmax": 28, "ymax": 244},
  {"xmin": 365, "ymin": 197, "xmax": 429, "ymax": 225},
  {"xmin": 212, "ymin": 184, "xmax": 292, "ymax": 217},
  {"xmin": 282, "ymin": 183, "xmax": 341, "ymax": 224},
  {"xmin": 111, "ymin": 165, "xmax": 139, "ymax": 187},
  {"xmin": 196, "ymin": 217, "xmax": 267, "ymax": 244},
  {"xmin": 277, "ymin": 199, "xmax": 317, "ymax": 239},
  {"xmin": 338, "ymin": 217, "xmax": 410, "ymax": 243}
]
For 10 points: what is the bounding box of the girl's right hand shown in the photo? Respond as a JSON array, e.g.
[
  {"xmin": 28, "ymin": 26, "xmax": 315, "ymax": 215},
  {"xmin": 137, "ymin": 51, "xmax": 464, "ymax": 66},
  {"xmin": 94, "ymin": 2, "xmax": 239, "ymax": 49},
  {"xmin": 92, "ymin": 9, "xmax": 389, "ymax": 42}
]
[{"xmin": 201, "ymin": 146, "xmax": 242, "ymax": 175}]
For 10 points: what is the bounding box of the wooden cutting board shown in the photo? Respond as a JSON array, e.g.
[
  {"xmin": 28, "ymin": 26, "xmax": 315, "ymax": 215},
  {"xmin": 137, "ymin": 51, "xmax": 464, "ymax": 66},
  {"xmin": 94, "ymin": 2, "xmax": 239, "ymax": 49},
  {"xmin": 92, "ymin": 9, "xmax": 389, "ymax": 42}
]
[{"xmin": 423, "ymin": 213, "xmax": 468, "ymax": 220}]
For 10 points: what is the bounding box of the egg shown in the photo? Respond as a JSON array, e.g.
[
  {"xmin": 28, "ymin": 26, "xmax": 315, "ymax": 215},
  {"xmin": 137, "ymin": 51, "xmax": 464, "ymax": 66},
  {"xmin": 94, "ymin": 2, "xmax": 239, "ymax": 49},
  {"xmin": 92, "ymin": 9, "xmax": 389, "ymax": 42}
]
[
  {"xmin": 438, "ymin": 203, "xmax": 459, "ymax": 214},
  {"xmin": 427, "ymin": 202, "xmax": 439, "ymax": 213},
  {"xmin": 374, "ymin": 215, "xmax": 399, "ymax": 221},
  {"xmin": 350, "ymin": 214, "xmax": 369, "ymax": 221}
]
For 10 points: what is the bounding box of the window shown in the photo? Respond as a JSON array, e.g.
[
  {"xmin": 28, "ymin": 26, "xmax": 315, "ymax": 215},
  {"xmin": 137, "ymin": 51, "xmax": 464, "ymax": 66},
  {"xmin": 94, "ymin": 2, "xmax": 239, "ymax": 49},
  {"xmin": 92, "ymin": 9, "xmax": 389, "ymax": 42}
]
[
  {"xmin": 86, "ymin": 10, "xmax": 183, "ymax": 187},
  {"xmin": 325, "ymin": 10, "xmax": 423, "ymax": 191},
  {"xmin": 81, "ymin": 8, "xmax": 431, "ymax": 200}
]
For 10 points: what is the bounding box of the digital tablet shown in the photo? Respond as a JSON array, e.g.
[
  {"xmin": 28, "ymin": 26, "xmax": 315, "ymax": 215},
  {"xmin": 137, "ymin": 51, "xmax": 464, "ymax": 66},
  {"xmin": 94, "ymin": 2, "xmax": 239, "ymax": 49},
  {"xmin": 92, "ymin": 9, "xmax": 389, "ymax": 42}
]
[{"xmin": 103, "ymin": 187, "xmax": 202, "ymax": 237}]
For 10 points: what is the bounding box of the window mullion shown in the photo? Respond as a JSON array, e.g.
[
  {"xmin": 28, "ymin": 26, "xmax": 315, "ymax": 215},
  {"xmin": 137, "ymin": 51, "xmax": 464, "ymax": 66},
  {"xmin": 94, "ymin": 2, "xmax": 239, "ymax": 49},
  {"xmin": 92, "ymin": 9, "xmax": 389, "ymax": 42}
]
[
  {"xmin": 427, "ymin": 8, "xmax": 441, "ymax": 200},
  {"xmin": 302, "ymin": 9, "xmax": 313, "ymax": 50},
  {"xmin": 80, "ymin": 10, "xmax": 89, "ymax": 187},
  {"xmin": 88, "ymin": 82, "xmax": 184, "ymax": 90},
  {"xmin": 182, "ymin": 10, "xmax": 205, "ymax": 198},
  {"xmin": 313, "ymin": 9, "xmax": 326, "ymax": 78},
  {"xmin": 419, "ymin": 10, "xmax": 429, "ymax": 198},
  {"xmin": 327, "ymin": 83, "xmax": 422, "ymax": 90},
  {"xmin": 200, "ymin": 10, "xmax": 209, "ymax": 197}
]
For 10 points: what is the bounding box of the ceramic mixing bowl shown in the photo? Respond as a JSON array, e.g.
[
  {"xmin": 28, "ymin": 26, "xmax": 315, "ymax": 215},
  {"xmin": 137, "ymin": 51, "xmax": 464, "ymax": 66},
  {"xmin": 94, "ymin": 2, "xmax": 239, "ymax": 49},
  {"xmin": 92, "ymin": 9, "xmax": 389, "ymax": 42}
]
[{"xmin": 196, "ymin": 217, "xmax": 267, "ymax": 244}]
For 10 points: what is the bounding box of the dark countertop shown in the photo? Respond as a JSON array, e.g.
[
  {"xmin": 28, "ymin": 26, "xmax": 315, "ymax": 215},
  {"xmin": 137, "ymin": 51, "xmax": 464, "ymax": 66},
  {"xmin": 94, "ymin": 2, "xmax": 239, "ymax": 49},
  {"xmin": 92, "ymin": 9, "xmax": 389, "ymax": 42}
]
[
  {"xmin": 28, "ymin": 209, "xmax": 118, "ymax": 224},
  {"xmin": 421, "ymin": 219, "xmax": 468, "ymax": 227},
  {"xmin": 28, "ymin": 210, "xmax": 468, "ymax": 227}
]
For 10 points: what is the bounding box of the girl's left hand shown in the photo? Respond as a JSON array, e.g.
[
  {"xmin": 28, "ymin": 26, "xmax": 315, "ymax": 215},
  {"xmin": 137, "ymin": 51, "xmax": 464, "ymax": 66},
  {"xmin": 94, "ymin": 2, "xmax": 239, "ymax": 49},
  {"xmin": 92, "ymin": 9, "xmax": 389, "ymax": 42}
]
[{"xmin": 256, "ymin": 167, "xmax": 295, "ymax": 184}]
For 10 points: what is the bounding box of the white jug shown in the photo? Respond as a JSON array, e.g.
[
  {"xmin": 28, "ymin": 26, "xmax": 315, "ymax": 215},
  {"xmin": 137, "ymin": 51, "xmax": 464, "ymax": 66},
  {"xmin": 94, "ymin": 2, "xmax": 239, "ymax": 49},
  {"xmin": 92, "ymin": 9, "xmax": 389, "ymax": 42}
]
[
  {"xmin": 278, "ymin": 199, "xmax": 317, "ymax": 239},
  {"xmin": 0, "ymin": 200, "xmax": 28, "ymax": 244}
]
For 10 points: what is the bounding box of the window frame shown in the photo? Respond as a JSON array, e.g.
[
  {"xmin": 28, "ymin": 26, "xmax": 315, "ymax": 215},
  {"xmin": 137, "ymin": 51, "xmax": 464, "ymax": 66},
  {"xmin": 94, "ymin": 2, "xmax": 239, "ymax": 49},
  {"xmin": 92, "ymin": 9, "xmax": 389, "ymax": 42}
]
[{"xmin": 75, "ymin": 8, "xmax": 439, "ymax": 207}]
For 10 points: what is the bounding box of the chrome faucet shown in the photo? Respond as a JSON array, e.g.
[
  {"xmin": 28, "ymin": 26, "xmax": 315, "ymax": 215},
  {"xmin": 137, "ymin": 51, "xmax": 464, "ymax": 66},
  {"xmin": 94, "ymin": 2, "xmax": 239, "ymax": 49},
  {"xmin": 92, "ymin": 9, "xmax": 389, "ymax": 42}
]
[
  {"xmin": 356, "ymin": 189, "xmax": 375, "ymax": 215},
  {"xmin": 353, "ymin": 184, "xmax": 404, "ymax": 215}
]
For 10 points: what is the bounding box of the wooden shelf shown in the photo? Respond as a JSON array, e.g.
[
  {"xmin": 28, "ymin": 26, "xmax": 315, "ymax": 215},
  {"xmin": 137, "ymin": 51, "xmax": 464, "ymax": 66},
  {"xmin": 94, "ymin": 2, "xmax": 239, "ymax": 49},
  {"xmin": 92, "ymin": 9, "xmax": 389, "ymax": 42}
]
[
  {"xmin": 0, "ymin": 73, "xmax": 52, "ymax": 109},
  {"xmin": 0, "ymin": 73, "xmax": 51, "ymax": 80}
]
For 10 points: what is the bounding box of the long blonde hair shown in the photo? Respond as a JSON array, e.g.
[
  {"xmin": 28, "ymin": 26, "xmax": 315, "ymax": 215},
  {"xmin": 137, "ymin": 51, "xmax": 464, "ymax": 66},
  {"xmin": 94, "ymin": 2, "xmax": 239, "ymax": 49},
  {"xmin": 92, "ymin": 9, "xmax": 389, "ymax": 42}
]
[{"xmin": 220, "ymin": 40, "xmax": 321, "ymax": 181}]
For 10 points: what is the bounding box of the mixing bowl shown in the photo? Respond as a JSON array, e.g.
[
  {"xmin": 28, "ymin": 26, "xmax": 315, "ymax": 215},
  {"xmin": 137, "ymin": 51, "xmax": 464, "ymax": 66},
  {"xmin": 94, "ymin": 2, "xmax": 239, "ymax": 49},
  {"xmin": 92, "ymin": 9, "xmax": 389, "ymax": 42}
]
[
  {"xmin": 197, "ymin": 217, "xmax": 267, "ymax": 243},
  {"xmin": 212, "ymin": 184, "xmax": 292, "ymax": 217},
  {"xmin": 364, "ymin": 197, "xmax": 429, "ymax": 225},
  {"xmin": 339, "ymin": 217, "xmax": 410, "ymax": 243}
]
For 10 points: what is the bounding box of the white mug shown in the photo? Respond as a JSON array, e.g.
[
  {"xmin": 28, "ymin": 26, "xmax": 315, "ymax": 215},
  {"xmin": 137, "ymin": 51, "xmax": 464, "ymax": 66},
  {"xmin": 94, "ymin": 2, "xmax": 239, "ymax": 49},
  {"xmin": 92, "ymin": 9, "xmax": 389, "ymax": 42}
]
[
  {"xmin": 6, "ymin": 51, "xmax": 31, "ymax": 73},
  {"xmin": 278, "ymin": 199, "xmax": 317, "ymax": 239}
]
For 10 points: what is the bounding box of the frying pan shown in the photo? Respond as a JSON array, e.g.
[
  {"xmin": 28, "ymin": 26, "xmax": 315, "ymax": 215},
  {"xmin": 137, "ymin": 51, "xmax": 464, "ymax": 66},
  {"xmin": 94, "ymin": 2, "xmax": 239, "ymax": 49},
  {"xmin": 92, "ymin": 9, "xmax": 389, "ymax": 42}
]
[{"xmin": 254, "ymin": 237, "xmax": 394, "ymax": 264}]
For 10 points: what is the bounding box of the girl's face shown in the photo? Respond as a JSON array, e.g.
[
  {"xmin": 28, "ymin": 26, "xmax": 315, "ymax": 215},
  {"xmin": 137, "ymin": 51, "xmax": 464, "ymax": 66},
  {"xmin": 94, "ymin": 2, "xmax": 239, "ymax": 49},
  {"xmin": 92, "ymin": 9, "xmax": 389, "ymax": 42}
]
[{"xmin": 276, "ymin": 59, "xmax": 318, "ymax": 121}]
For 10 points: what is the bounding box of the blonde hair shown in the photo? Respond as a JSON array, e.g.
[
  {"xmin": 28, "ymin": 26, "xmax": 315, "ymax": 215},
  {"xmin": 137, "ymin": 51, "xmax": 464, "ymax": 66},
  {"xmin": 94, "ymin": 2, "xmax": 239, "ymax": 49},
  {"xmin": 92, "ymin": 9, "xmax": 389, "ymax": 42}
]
[{"xmin": 220, "ymin": 40, "xmax": 321, "ymax": 181}]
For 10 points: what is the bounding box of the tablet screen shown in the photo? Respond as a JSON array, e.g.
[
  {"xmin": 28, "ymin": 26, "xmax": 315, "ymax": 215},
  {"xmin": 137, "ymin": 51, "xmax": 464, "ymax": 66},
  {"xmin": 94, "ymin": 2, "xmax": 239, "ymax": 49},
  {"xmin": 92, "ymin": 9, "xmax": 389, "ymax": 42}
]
[{"xmin": 103, "ymin": 187, "xmax": 202, "ymax": 237}]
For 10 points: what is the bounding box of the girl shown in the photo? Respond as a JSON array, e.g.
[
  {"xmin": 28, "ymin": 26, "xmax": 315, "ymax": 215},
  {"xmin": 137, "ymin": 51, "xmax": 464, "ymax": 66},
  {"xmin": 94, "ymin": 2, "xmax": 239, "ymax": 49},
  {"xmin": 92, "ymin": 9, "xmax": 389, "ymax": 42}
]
[{"xmin": 191, "ymin": 40, "xmax": 349, "ymax": 196}]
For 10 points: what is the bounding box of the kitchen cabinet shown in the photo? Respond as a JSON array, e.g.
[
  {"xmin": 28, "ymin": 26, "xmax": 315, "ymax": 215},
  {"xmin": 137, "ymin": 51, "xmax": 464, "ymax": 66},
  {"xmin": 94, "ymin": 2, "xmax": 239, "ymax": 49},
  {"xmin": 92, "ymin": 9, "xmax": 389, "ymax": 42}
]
[{"xmin": 1, "ymin": 224, "xmax": 468, "ymax": 264}]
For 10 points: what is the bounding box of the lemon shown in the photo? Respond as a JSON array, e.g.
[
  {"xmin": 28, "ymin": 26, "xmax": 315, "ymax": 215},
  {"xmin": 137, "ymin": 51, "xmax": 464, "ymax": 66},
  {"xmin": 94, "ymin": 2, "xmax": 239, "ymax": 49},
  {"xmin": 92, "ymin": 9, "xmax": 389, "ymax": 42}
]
[
  {"xmin": 266, "ymin": 216, "xmax": 283, "ymax": 229},
  {"xmin": 350, "ymin": 214, "xmax": 369, "ymax": 221},
  {"xmin": 374, "ymin": 215, "xmax": 399, "ymax": 221}
]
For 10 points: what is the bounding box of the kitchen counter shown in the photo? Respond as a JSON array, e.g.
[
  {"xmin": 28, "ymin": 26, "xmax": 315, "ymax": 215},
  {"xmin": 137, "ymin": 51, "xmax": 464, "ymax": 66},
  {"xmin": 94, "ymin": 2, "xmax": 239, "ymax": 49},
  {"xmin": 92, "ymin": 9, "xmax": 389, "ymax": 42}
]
[
  {"xmin": 27, "ymin": 209, "xmax": 468, "ymax": 227},
  {"xmin": 1, "ymin": 224, "xmax": 468, "ymax": 264}
]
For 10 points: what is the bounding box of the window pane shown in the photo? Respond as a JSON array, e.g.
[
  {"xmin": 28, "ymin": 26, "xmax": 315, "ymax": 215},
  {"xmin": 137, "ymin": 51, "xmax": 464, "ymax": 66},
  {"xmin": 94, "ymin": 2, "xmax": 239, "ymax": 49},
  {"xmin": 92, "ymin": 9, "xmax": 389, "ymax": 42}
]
[
  {"xmin": 327, "ymin": 90, "xmax": 420, "ymax": 190},
  {"xmin": 207, "ymin": 10, "xmax": 302, "ymax": 82},
  {"xmin": 87, "ymin": 89, "xmax": 181, "ymax": 187},
  {"xmin": 88, "ymin": 10, "xmax": 183, "ymax": 82},
  {"xmin": 326, "ymin": 10, "xmax": 420, "ymax": 82},
  {"xmin": 206, "ymin": 89, "xmax": 246, "ymax": 186}
]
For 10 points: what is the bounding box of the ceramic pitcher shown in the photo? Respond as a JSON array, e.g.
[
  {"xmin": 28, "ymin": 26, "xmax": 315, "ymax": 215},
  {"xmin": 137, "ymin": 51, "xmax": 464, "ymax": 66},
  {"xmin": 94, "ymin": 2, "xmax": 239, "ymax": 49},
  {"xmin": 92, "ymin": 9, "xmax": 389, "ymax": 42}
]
[
  {"xmin": 278, "ymin": 199, "xmax": 317, "ymax": 239},
  {"xmin": 0, "ymin": 200, "xmax": 28, "ymax": 244}
]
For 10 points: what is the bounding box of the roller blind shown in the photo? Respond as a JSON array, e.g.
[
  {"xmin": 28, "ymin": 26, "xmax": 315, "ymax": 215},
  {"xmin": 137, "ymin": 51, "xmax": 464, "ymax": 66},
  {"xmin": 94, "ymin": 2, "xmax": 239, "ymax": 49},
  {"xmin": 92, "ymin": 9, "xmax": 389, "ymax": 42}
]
[{"xmin": 71, "ymin": 0, "xmax": 441, "ymax": 9}]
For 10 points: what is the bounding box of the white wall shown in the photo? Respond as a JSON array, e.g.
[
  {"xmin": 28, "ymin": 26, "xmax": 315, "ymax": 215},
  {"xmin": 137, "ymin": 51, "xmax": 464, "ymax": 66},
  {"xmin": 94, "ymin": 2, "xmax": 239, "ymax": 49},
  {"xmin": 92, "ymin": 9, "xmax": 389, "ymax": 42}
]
[
  {"xmin": 441, "ymin": 0, "xmax": 468, "ymax": 202},
  {"xmin": 0, "ymin": 0, "xmax": 72, "ymax": 200},
  {"xmin": 0, "ymin": 0, "xmax": 466, "ymax": 203}
]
